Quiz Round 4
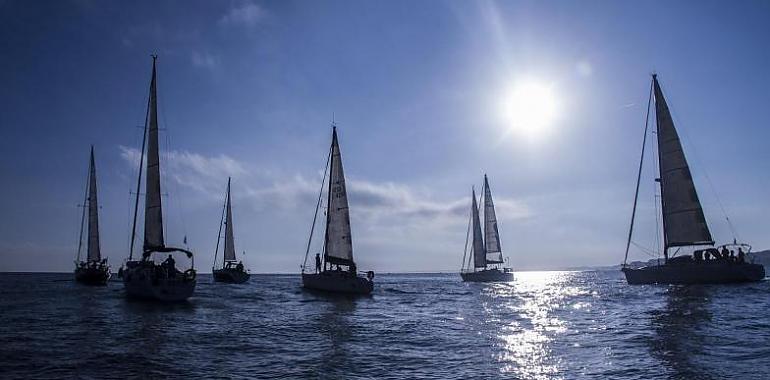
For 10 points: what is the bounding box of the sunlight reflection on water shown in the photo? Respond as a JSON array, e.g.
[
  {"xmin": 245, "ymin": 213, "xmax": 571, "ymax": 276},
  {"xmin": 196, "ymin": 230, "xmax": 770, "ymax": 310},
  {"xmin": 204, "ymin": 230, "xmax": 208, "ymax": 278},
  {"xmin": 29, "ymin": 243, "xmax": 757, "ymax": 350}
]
[{"xmin": 484, "ymin": 271, "xmax": 593, "ymax": 379}]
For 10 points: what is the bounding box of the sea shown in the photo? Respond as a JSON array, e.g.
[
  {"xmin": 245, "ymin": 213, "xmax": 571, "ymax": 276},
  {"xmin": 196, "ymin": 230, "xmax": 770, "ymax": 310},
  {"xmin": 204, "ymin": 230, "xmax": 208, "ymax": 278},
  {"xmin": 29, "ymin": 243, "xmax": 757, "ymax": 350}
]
[{"xmin": 1, "ymin": 271, "xmax": 769, "ymax": 379}]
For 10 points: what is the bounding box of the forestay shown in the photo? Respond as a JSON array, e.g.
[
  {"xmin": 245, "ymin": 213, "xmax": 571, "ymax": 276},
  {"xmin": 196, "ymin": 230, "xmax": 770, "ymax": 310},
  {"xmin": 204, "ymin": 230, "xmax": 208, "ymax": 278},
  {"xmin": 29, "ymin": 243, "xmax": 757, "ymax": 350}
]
[{"xmin": 653, "ymin": 76, "xmax": 713, "ymax": 248}]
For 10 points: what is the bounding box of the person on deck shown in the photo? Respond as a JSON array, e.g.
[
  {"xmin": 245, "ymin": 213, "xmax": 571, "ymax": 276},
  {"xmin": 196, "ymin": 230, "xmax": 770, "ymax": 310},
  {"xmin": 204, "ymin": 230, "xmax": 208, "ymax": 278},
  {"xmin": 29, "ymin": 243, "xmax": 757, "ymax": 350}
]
[
  {"xmin": 315, "ymin": 253, "xmax": 321, "ymax": 273},
  {"xmin": 721, "ymin": 246, "xmax": 730, "ymax": 260},
  {"xmin": 164, "ymin": 254, "xmax": 176, "ymax": 277},
  {"xmin": 738, "ymin": 248, "xmax": 745, "ymax": 263},
  {"xmin": 705, "ymin": 251, "xmax": 711, "ymax": 261},
  {"xmin": 349, "ymin": 263, "xmax": 357, "ymax": 276},
  {"xmin": 236, "ymin": 261, "xmax": 244, "ymax": 271}
]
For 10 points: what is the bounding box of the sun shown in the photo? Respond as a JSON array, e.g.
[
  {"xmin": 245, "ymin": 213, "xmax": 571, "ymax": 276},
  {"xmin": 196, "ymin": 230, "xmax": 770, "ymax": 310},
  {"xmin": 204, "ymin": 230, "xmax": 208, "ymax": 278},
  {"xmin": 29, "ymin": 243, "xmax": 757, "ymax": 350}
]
[{"xmin": 500, "ymin": 81, "xmax": 558, "ymax": 138}]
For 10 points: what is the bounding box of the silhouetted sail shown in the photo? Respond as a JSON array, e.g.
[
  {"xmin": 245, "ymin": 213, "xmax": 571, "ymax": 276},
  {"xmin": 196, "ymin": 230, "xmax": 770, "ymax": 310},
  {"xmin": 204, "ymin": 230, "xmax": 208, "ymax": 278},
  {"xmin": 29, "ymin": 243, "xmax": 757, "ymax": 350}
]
[
  {"xmin": 471, "ymin": 188, "xmax": 486, "ymax": 268},
  {"xmin": 87, "ymin": 147, "xmax": 101, "ymax": 261},
  {"xmin": 483, "ymin": 175, "xmax": 503, "ymax": 264},
  {"xmin": 653, "ymin": 76, "xmax": 713, "ymax": 248},
  {"xmin": 223, "ymin": 179, "xmax": 236, "ymax": 262},
  {"xmin": 324, "ymin": 128, "xmax": 354, "ymax": 266},
  {"xmin": 143, "ymin": 59, "xmax": 165, "ymax": 251}
]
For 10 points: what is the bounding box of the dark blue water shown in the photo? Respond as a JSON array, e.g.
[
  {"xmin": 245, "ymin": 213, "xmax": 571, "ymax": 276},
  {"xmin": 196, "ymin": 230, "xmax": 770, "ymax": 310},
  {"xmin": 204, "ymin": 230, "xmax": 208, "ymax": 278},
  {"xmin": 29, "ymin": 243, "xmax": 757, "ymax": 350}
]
[{"xmin": 1, "ymin": 271, "xmax": 768, "ymax": 379}]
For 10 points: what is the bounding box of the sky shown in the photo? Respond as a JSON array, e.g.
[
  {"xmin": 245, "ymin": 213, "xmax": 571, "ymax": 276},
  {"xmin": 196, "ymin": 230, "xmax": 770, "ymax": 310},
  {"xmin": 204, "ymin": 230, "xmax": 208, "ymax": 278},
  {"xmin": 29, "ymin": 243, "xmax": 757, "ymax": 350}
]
[{"xmin": 1, "ymin": 0, "xmax": 770, "ymax": 273}]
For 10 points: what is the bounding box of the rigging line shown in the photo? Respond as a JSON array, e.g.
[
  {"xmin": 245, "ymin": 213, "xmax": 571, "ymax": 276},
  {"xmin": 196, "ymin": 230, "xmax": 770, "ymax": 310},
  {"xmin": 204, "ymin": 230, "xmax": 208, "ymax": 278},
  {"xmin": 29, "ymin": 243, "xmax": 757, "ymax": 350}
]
[
  {"xmin": 302, "ymin": 142, "xmax": 332, "ymax": 272},
  {"xmin": 624, "ymin": 79, "xmax": 654, "ymax": 265},
  {"xmin": 212, "ymin": 183, "xmax": 228, "ymax": 270},
  {"xmin": 129, "ymin": 75, "xmax": 151, "ymax": 261},
  {"xmin": 460, "ymin": 194, "xmax": 473, "ymax": 272},
  {"xmin": 663, "ymin": 81, "xmax": 739, "ymax": 242},
  {"xmin": 631, "ymin": 241, "xmax": 659, "ymax": 257},
  {"xmin": 76, "ymin": 158, "xmax": 90, "ymax": 262}
]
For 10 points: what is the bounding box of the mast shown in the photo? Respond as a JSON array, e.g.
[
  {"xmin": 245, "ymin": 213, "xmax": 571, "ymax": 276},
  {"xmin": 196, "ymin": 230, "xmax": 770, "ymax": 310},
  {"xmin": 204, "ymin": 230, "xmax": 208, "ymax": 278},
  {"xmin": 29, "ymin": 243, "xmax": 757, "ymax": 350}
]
[
  {"xmin": 623, "ymin": 79, "xmax": 654, "ymax": 266},
  {"xmin": 483, "ymin": 175, "xmax": 503, "ymax": 264},
  {"xmin": 471, "ymin": 187, "xmax": 486, "ymax": 269},
  {"xmin": 652, "ymin": 75, "xmax": 714, "ymax": 262},
  {"xmin": 87, "ymin": 146, "xmax": 101, "ymax": 262},
  {"xmin": 223, "ymin": 177, "xmax": 236, "ymax": 264},
  {"xmin": 323, "ymin": 126, "xmax": 354, "ymax": 267},
  {"xmin": 143, "ymin": 55, "xmax": 165, "ymax": 253}
]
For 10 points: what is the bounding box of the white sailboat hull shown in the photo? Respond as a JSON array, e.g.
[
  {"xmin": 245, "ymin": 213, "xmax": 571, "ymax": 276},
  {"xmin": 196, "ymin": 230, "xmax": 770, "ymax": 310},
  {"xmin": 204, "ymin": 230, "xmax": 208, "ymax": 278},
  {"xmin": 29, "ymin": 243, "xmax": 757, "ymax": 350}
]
[
  {"xmin": 122, "ymin": 261, "xmax": 196, "ymax": 302},
  {"xmin": 302, "ymin": 271, "xmax": 373, "ymax": 295}
]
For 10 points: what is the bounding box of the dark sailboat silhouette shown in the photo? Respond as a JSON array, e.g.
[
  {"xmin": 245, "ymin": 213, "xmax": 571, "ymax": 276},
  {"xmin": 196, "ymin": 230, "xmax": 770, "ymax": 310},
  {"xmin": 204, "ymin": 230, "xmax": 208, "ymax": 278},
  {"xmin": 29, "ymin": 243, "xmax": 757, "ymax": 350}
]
[
  {"xmin": 301, "ymin": 126, "xmax": 374, "ymax": 295},
  {"xmin": 621, "ymin": 74, "xmax": 764, "ymax": 284},
  {"xmin": 460, "ymin": 175, "xmax": 513, "ymax": 282},
  {"xmin": 74, "ymin": 146, "xmax": 110, "ymax": 285},
  {"xmin": 212, "ymin": 177, "xmax": 249, "ymax": 284},
  {"xmin": 122, "ymin": 56, "xmax": 197, "ymax": 301}
]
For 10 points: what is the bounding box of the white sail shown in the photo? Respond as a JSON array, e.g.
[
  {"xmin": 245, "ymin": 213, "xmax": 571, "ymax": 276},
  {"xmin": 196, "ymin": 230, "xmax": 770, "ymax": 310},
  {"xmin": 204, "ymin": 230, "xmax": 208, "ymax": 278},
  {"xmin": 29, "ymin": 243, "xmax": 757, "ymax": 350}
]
[
  {"xmin": 324, "ymin": 128, "xmax": 354, "ymax": 266},
  {"xmin": 223, "ymin": 178, "xmax": 236, "ymax": 262},
  {"xmin": 471, "ymin": 188, "xmax": 486, "ymax": 269},
  {"xmin": 483, "ymin": 175, "xmax": 504, "ymax": 264},
  {"xmin": 87, "ymin": 147, "xmax": 101, "ymax": 262},
  {"xmin": 653, "ymin": 76, "xmax": 713, "ymax": 248},
  {"xmin": 143, "ymin": 58, "xmax": 165, "ymax": 251}
]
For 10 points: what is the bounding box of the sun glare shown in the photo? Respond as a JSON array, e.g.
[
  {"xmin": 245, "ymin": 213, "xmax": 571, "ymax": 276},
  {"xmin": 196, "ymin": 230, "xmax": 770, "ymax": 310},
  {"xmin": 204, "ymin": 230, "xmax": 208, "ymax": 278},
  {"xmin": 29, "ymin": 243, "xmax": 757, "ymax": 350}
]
[{"xmin": 500, "ymin": 81, "xmax": 559, "ymax": 138}]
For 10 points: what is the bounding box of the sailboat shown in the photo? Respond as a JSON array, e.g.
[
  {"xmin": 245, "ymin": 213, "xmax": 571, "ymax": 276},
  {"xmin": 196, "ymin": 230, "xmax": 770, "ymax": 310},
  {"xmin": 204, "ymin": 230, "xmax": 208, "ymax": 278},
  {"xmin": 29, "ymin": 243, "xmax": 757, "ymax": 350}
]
[
  {"xmin": 122, "ymin": 56, "xmax": 197, "ymax": 301},
  {"xmin": 74, "ymin": 146, "xmax": 110, "ymax": 285},
  {"xmin": 621, "ymin": 74, "xmax": 764, "ymax": 284},
  {"xmin": 212, "ymin": 177, "xmax": 249, "ymax": 284},
  {"xmin": 460, "ymin": 175, "xmax": 514, "ymax": 282},
  {"xmin": 301, "ymin": 126, "xmax": 374, "ymax": 295}
]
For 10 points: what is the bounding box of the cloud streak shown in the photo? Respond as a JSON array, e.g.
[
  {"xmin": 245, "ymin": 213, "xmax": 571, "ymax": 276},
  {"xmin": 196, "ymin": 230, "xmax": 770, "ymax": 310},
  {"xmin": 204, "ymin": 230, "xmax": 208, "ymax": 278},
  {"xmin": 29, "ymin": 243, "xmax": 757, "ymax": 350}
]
[
  {"xmin": 118, "ymin": 146, "xmax": 530, "ymax": 227},
  {"xmin": 191, "ymin": 51, "xmax": 220, "ymax": 69},
  {"xmin": 219, "ymin": 1, "xmax": 267, "ymax": 28}
]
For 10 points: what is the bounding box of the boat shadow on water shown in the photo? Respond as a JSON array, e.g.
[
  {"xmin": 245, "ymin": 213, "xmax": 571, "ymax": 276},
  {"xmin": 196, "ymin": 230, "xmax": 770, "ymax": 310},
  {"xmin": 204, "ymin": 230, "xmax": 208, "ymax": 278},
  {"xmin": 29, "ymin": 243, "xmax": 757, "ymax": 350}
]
[
  {"xmin": 313, "ymin": 297, "xmax": 358, "ymax": 377},
  {"xmin": 647, "ymin": 285, "xmax": 714, "ymax": 380},
  {"xmin": 123, "ymin": 295, "xmax": 198, "ymax": 312}
]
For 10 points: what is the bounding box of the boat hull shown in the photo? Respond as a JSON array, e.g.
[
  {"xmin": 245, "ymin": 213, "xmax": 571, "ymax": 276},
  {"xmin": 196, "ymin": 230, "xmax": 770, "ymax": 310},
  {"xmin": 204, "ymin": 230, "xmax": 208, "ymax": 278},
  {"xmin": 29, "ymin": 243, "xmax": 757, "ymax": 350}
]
[
  {"xmin": 122, "ymin": 261, "xmax": 196, "ymax": 302},
  {"xmin": 302, "ymin": 271, "xmax": 373, "ymax": 295},
  {"xmin": 74, "ymin": 266, "xmax": 110, "ymax": 285},
  {"xmin": 623, "ymin": 261, "xmax": 765, "ymax": 285},
  {"xmin": 461, "ymin": 268, "xmax": 514, "ymax": 283},
  {"xmin": 213, "ymin": 268, "xmax": 250, "ymax": 284}
]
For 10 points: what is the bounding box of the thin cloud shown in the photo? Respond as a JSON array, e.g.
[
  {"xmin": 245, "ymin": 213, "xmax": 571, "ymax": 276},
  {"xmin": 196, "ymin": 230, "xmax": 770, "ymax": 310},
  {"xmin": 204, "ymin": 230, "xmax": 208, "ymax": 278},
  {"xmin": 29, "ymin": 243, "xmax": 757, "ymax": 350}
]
[
  {"xmin": 118, "ymin": 146, "xmax": 530, "ymax": 226},
  {"xmin": 219, "ymin": 1, "xmax": 267, "ymax": 28},
  {"xmin": 191, "ymin": 51, "xmax": 220, "ymax": 69},
  {"xmin": 119, "ymin": 146, "xmax": 247, "ymax": 198}
]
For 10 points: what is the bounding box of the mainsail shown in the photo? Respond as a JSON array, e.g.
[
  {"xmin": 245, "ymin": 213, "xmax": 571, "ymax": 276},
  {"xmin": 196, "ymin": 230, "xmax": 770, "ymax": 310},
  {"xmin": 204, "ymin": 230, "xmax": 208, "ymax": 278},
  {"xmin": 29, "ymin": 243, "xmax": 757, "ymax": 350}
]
[
  {"xmin": 653, "ymin": 75, "xmax": 713, "ymax": 249},
  {"xmin": 223, "ymin": 178, "xmax": 236, "ymax": 262},
  {"xmin": 324, "ymin": 127, "xmax": 354, "ymax": 266},
  {"xmin": 143, "ymin": 57, "xmax": 165, "ymax": 251},
  {"xmin": 471, "ymin": 188, "xmax": 486, "ymax": 268},
  {"xmin": 483, "ymin": 175, "xmax": 503, "ymax": 264},
  {"xmin": 87, "ymin": 146, "xmax": 101, "ymax": 262}
]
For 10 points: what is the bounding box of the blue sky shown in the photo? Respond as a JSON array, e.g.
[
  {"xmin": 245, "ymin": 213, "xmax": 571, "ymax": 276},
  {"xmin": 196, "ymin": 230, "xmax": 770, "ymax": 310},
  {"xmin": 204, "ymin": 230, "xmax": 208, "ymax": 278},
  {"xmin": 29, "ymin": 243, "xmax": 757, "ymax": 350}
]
[{"xmin": 1, "ymin": 0, "xmax": 770, "ymax": 272}]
